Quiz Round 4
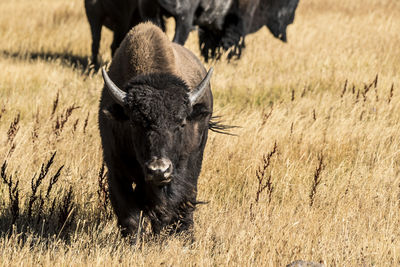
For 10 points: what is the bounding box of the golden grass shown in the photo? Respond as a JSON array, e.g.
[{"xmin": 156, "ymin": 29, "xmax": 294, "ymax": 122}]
[{"xmin": 1, "ymin": 0, "xmax": 400, "ymax": 265}]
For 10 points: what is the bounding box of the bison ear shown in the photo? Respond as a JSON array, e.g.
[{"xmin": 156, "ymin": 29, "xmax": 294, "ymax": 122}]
[
  {"xmin": 189, "ymin": 67, "xmax": 213, "ymax": 106},
  {"xmin": 102, "ymin": 104, "xmax": 129, "ymax": 121}
]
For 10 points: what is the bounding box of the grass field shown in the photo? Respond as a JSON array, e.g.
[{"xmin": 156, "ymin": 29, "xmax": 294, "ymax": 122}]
[{"xmin": 0, "ymin": 0, "xmax": 400, "ymax": 266}]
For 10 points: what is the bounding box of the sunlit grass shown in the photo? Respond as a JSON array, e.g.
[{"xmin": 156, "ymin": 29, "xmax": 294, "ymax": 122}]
[{"xmin": 0, "ymin": 0, "xmax": 400, "ymax": 265}]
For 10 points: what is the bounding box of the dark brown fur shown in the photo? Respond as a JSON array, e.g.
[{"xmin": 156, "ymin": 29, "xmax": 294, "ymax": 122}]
[
  {"xmin": 84, "ymin": 0, "xmax": 166, "ymax": 67},
  {"xmin": 198, "ymin": 0, "xmax": 300, "ymax": 60},
  {"xmin": 98, "ymin": 22, "xmax": 213, "ymax": 236}
]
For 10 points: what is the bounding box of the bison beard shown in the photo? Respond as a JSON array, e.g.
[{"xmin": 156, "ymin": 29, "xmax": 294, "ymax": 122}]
[{"xmin": 98, "ymin": 23, "xmax": 214, "ymax": 238}]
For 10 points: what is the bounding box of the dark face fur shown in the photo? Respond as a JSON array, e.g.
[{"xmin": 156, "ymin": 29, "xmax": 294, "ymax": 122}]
[
  {"xmin": 266, "ymin": 0, "xmax": 299, "ymax": 42},
  {"xmin": 107, "ymin": 73, "xmax": 211, "ymax": 187}
]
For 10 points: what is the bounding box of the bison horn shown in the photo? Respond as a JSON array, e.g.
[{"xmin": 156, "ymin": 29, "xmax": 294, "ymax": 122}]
[
  {"xmin": 189, "ymin": 67, "xmax": 214, "ymax": 106},
  {"xmin": 101, "ymin": 67, "xmax": 126, "ymax": 106}
]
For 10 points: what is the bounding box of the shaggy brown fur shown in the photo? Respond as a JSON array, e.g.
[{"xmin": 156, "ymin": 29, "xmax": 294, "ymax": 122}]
[{"xmin": 106, "ymin": 22, "xmax": 207, "ymax": 95}]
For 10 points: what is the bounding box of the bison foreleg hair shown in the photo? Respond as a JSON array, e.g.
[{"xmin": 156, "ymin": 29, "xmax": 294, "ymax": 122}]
[{"xmin": 209, "ymin": 115, "xmax": 239, "ymax": 136}]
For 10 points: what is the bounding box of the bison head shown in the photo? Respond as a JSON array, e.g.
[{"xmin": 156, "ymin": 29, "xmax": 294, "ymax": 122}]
[
  {"xmin": 102, "ymin": 67, "xmax": 213, "ymax": 186},
  {"xmin": 266, "ymin": 0, "xmax": 300, "ymax": 42}
]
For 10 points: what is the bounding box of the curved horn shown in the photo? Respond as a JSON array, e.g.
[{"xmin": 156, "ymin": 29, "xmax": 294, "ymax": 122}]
[
  {"xmin": 101, "ymin": 67, "xmax": 126, "ymax": 106},
  {"xmin": 189, "ymin": 67, "xmax": 214, "ymax": 106}
]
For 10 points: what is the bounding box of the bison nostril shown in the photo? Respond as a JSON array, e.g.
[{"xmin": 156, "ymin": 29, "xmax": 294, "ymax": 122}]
[
  {"xmin": 163, "ymin": 165, "xmax": 172, "ymax": 178},
  {"xmin": 145, "ymin": 158, "xmax": 173, "ymax": 182}
]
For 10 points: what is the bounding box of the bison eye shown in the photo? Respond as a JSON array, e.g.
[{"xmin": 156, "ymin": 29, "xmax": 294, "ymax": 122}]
[
  {"xmin": 174, "ymin": 119, "xmax": 186, "ymax": 133},
  {"xmin": 189, "ymin": 104, "xmax": 210, "ymax": 121}
]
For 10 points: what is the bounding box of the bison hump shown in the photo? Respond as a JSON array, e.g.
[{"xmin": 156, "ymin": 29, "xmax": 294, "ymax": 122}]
[{"xmin": 109, "ymin": 22, "xmax": 178, "ymax": 87}]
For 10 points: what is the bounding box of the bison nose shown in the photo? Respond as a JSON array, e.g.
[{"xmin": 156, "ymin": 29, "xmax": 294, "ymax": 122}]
[
  {"xmin": 145, "ymin": 158, "xmax": 173, "ymax": 184},
  {"xmin": 278, "ymin": 32, "xmax": 287, "ymax": 42}
]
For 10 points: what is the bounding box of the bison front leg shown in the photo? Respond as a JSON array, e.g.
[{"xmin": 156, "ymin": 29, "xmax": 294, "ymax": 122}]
[
  {"xmin": 110, "ymin": 14, "xmax": 135, "ymax": 57},
  {"xmin": 90, "ymin": 24, "xmax": 102, "ymax": 67},
  {"xmin": 110, "ymin": 28, "xmax": 128, "ymax": 57},
  {"xmin": 138, "ymin": 0, "xmax": 165, "ymax": 31},
  {"xmin": 84, "ymin": 1, "xmax": 102, "ymax": 68},
  {"xmin": 172, "ymin": 14, "xmax": 194, "ymax": 45},
  {"xmin": 108, "ymin": 172, "xmax": 142, "ymax": 237},
  {"xmin": 222, "ymin": 14, "xmax": 245, "ymax": 60}
]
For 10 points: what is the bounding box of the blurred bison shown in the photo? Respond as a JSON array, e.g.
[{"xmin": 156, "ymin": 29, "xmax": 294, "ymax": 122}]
[
  {"xmin": 156, "ymin": 0, "xmax": 233, "ymax": 45},
  {"xmin": 199, "ymin": 0, "xmax": 301, "ymax": 61},
  {"xmin": 154, "ymin": 0, "xmax": 300, "ymax": 61},
  {"xmin": 84, "ymin": 0, "xmax": 138, "ymax": 66},
  {"xmin": 98, "ymin": 22, "xmax": 214, "ymax": 236},
  {"xmin": 84, "ymin": 0, "xmax": 164, "ymax": 67}
]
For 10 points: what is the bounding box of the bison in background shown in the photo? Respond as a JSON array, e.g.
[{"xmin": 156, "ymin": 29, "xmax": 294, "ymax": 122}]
[
  {"xmin": 250, "ymin": 0, "xmax": 300, "ymax": 43},
  {"xmin": 198, "ymin": 0, "xmax": 300, "ymax": 61},
  {"xmin": 84, "ymin": 0, "xmax": 138, "ymax": 67},
  {"xmin": 98, "ymin": 22, "xmax": 214, "ymax": 236},
  {"xmin": 84, "ymin": 0, "xmax": 164, "ymax": 67},
  {"xmin": 156, "ymin": 0, "xmax": 233, "ymax": 45},
  {"xmin": 154, "ymin": 0, "xmax": 300, "ymax": 61},
  {"xmin": 85, "ymin": 0, "xmax": 300, "ymax": 65}
]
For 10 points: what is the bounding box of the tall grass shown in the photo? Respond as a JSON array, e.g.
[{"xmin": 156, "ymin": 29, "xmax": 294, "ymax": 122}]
[{"xmin": 0, "ymin": 0, "xmax": 400, "ymax": 265}]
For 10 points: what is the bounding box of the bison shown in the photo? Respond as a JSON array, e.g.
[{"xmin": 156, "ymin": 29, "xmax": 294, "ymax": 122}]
[
  {"xmin": 152, "ymin": 0, "xmax": 300, "ymax": 61},
  {"xmin": 84, "ymin": 0, "xmax": 164, "ymax": 67},
  {"xmin": 237, "ymin": 0, "xmax": 300, "ymax": 43},
  {"xmin": 199, "ymin": 0, "xmax": 301, "ymax": 61},
  {"xmin": 98, "ymin": 22, "xmax": 214, "ymax": 236},
  {"xmin": 155, "ymin": 0, "xmax": 233, "ymax": 45}
]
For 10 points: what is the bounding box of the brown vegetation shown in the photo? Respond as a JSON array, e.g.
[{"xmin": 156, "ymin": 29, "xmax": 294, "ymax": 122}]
[{"xmin": 0, "ymin": 0, "xmax": 399, "ymax": 265}]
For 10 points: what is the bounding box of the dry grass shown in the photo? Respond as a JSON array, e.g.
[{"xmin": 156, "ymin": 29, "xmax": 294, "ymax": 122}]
[{"xmin": 0, "ymin": 0, "xmax": 400, "ymax": 265}]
